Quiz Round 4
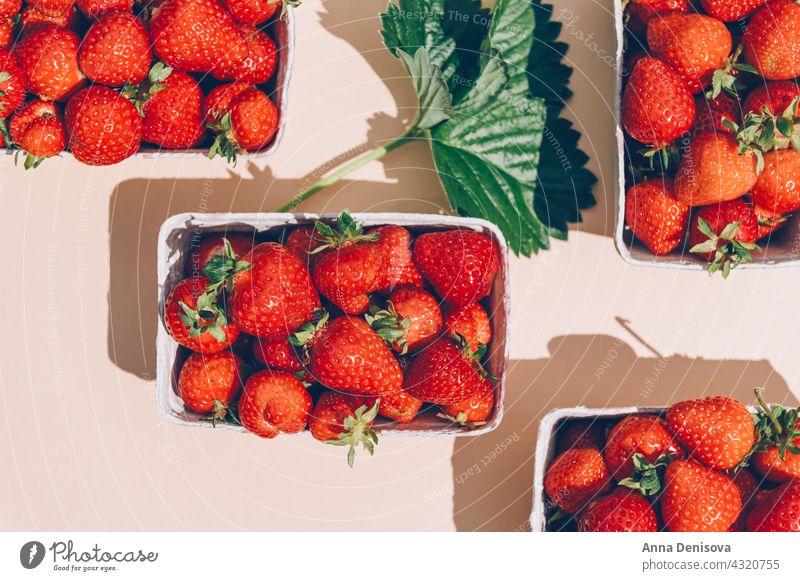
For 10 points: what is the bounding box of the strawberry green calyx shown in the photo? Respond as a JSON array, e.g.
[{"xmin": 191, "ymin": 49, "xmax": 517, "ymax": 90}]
[
  {"xmin": 452, "ymin": 332, "xmax": 497, "ymax": 382},
  {"xmin": 725, "ymin": 95, "xmax": 800, "ymax": 172},
  {"xmin": 708, "ymin": 45, "xmax": 757, "ymax": 100},
  {"xmin": 13, "ymin": 148, "xmax": 46, "ymax": 170},
  {"xmin": 204, "ymin": 237, "xmax": 253, "ymax": 295},
  {"xmin": 207, "ymin": 112, "xmax": 239, "ymax": 165},
  {"xmin": 199, "ymin": 398, "xmax": 242, "ymax": 428},
  {"xmin": 689, "ymin": 218, "xmax": 760, "ymax": 279},
  {"xmin": 364, "ymin": 301, "xmax": 411, "ymax": 354},
  {"xmin": 618, "ymin": 453, "xmax": 672, "ymax": 497},
  {"xmin": 308, "ymin": 210, "xmax": 380, "ymax": 254},
  {"xmin": 327, "ymin": 400, "xmax": 381, "ymax": 468},
  {"xmin": 640, "ymin": 142, "xmax": 680, "ymax": 172},
  {"xmin": 177, "ymin": 291, "xmax": 230, "ymax": 344},
  {"xmin": 122, "ymin": 61, "xmax": 173, "ymax": 116},
  {"xmin": 0, "ymin": 117, "xmax": 12, "ymax": 148},
  {"xmin": 436, "ymin": 410, "xmax": 487, "ymax": 430},
  {"xmin": 268, "ymin": 0, "xmax": 301, "ymax": 17},
  {"xmin": 288, "ymin": 308, "xmax": 329, "ymax": 353},
  {"xmin": 754, "ymin": 387, "xmax": 800, "ymax": 461}
]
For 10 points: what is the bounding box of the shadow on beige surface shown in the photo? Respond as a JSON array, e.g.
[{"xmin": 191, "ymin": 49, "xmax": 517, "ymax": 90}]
[{"xmin": 450, "ymin": 331, "xmax": 796, "ymax": 531}]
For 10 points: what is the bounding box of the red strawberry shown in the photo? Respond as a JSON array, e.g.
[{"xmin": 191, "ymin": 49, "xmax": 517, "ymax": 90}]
[
  {"xmin": 19, "ymin": 4, "xmax": 79, "ymax": 27},
  {"xmin": 688, "ymin": 199, "xmax": 760, "ymax": 277},
  {"xmin": 626, "ymin": 0, "xmax": 690, "ymax": 36},
  {"xmin": 625, "ymin": 177, "xmax": 689, "ymax": 255},
  {"xmin": 226, "ymin": 25, "xmax": 277, "ymax": 84},
  {"xmin": 308, "ymin": 391, "xmax": 379, "ymax": 467},
  {"xmin": 29, "ymin": 0, "xmax": 74, "ymax": 17},
  {"xmin": 76, "ymin": 0, "xmax": 132, "ymax": 18},
  {"xmin": 544, "ymin": 448, "xmax": 612, "ymax": 514},
  {"xmin": 0, "ymin": 50, "xmax": 26, "ymax": 118},
  {"xmin": 229, "ymin": 242, "xmax": 320, "ymax": 339},
  {"xmin": 729, "ymin": 468, "xmax": 760, "ymax": 531},
  {"xmin": 666, "ymin": 396, "xmax": 755, "ymax": 470},
  {"xmin": 754, "ymin": 204, "xmax": 788, "ymax": 240},
  {"xmin": 751, "ymin": 149, "xmax": 800, "ymax": 214},
  {"xmin": 150, "ymin": 0, "xmax": 247, "ymax": 75},
  {"xmin": 578, "ymin": 489, "xmax": 659, "ymax": 532},
  {"xmin": 751, "ymin": 389, "xmax": 800, "ymax": 483},
  {"xmin": 555, "ymin": 420, "xmax": 606, "ymax": 454},
  {"xmin": 308, "ymin": 212, "xmax": 383, "ymax": 315},
  {"xmin": 647, "ymin": 14, "xmax": 732, "ymax": 94},
  {"xmin": 604, "ymin": 415, "xmax": 683, "ymax": 480},
  {"xmin": 699, "ymin": 0, "xmax": 768, "ymax": 21},
  {"xmin": 8, "ymin": 100, "xmax": 66, "ymax": 168},
  {"xmin": 622, "ymin": 57, "xmax": 695, "ymax": 148},
  {"xmin": 0, "ymin": 20, "xmax": 12, "ymax": 48},
  {"xmin": 692, "ymin": 93, "xmax": 739, "ymax": 137},
  {"xmin": 745, "ymin": 479, "xmax": 800, "ymax": 532},
  {"xmin": 404, "ymin": 338, "xmax": 486, "ymax": 405},
  {"xmin": 368, "ymin": 225, "xmax": 423, "ymax": 292},
  {"xmin": 744, "ymin": 81, "xmax": 800, "ymax": 117},
  {"xmin": 251, "ymin": 336, "xmax": 302, "ymax": 373},
  {"xmin": 78, "ymin": 11, "xmax": 152, "ymax": 86},
  {"xmin": 661, "ymin": 459, "xmax": 741, "ymax": 532},
  {"xmin": 207, "ymin": 86, "xmax": 279, "ymax": 161},
  {"xmin": 141, "ymin": 68, "xmax": 205, "ymax": 149},
  {"xmin": 304, "ymin": 316, "xmax": 403, "ymax": 396},
  {"xmin": 284, "ymin": 225, "xmax": 324, "ymax": 261},
  {"xmin": 203, "ymin": 82, "xmax": 250, "ymax": 118},
  {"xmin": 443, "ymin": 302, "xmax": 491, "ymax": 352},
  {"xmin": 0, "ymin": 0, "xmax": 19, "ymax": 19},
  {"xmin": 223, "ymin": 0, "xmax": 280, "ymax": 25},
  {"xmin": 13, "ymin": 24, "xmax": 83, "ymax": 101},
  {"xmin": 65, "ymin": 85, "xmax": 142, "ymax": 165},
  {"xmin": 378, "ymin": 389, "xmax": 422, "ymax": 424},
  {"xmin": 238, "ymin": 370, "xmax": 312, "ymax": 438},
  {"xmin": 674, "ymin": 133, "xmax": 757, "ymax": 206},
  {"xmin": 438, "ymin": 376, "xmax": 494, "ymax": 429},
  {"xmin": 164, "ymin": 276, "xmax": 240, "ymax": 353},
  {"xmin": 412, "ymin": 229, "xmax": 499, "ymax": 307},
  {"xmin": 743, "ymin": 0, "xmax": 800, "ymax": 80},
  {"xmin": 187, "ymin": 233, "xmax": 253, "ymax": 276},
  {"xmin": 366, "ymin": 287, "xmax": 442, "ymax": 354},
  {"xmin": 178, "ymin": 350, "xmax": 242, "ymax": 417}
]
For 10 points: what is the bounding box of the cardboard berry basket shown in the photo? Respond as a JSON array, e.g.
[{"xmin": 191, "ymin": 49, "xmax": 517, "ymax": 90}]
[
  {"xmin": 156, "ymin": 212, "xmax": 510, "ymax": 437},
  {"xmin": 612, "ymin": 0, "xmax": 800, "ymax": 269}
]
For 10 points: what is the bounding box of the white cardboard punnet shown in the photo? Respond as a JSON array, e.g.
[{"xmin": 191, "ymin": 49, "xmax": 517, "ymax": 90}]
[{"xmin": 156, "ymin": 212, "xmax": 510, "ymax": 437}]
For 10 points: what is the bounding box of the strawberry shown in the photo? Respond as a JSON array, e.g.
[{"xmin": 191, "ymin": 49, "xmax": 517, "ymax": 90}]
[
  {"xmin": 308, "ymin": 212, "xmax": 382, "ymax": 315},
  {"xmin": 284, "ymin": 225, "xmax": 323, "ymax": 261},
  {"xmin": 404, "ymin": 337, "xmax": 486, "ymax": 405},
  {"xmin": 692, "ymin": 93, "xmax": 739, "ymax": 137},
  {"xmin": 29, "ymin": 0, "xmax": 74, "ymax": 17},
  {"xmin": 0, "ymin": 20, "xmax": 12, "ymax": 48},
  {"xmin": 578, "ymin": 489, "xmax": 659, "ymax": 532},
  {"xmin": 76, "ymin": 0, "xmax": 132, "ymax": 18},
  {"xmin": 544, "ymin": 448, "xmax": 612, "ymax": 514},
  {"xmin": 365, "ymin": 287, "xmax": 442, "ymax": 354},
  {"xmin": 438, "ymin": 376, "xmax": 494, "ymax": 429},
  {"xmin": 13, "ymin": 24, "xmax": 83, "ymax": 101},
  {"xmin": 744, "ymin": 81, "xmax": 800, "ymax": 117},
  {"xmin": 226, "ymin": 25, "xmax": 277, "ymax": 84},
  {"xmin": 751, "ymin": 150, "xmax": 800, "ymax": 214},
  {"xmin": 238, "ymin": 370, "xmax": 312, "ymax": 438},
  {"xmin": 78, "ymin": 11, "xmax": 152, "ymax": 86},
  {"xmin": 178, "ymin": 350, "xmax": 242, "ymax": 418},
  {"xmin": 604, "ymin": 415, "xmax": 683, "ymax": 480},
  {"xmin": 252, "ymin": 336, "xmax": 302, "ymax": 373},
  {"xmin": 624, "ymin": 177, "xmax": 689, "ymax": 255},
  {"xmin": 19, "ymin": 4, "xmax": 79, "ymax": 28},
  {"xmin": 164, "ymin": 276, "xmax": 240, "ymax": 353},
  {"xmin": 229, "ymin": 242, "xmax": 320, "ymax": 339},
  {"xmin": 412, "ymin": 229, "xmax": 499, "ymax": 307},
  {"xmin": 368, "ymin": 225, "xmax": 423, "ymax": 292},
  {"xmin": 303, "ymin": 315, "xmax": 403, "ymax": 396},
  {"xmin": 688, "ymin": 199, "xmax": 760, "ymax": 277},
  {"xmin": 203, "ymin": 82, "xmax": 251, "ymax": 119},
  {"xmin": 626, "ymin": 0, "xmax": 690, "ymax": 36},
  {"xmin": 0, "ymin": 49, "xmax": 27, "ymax": 118},
  {"xmin": 188, "ymin": 233, "xmax": 253, "ymax": 276},
  {"xmin": 647, "ymin": 14, "xmax": 732, "ymax": 94},
  {"xmin": 751, "ymin": 388, "xmax": 800, "ymax": 483},
  {"xmin": 223, "ymin": 0, "xmax": 280, "ymax": 25},
  {"xmin": 65, "ymin": 85, "xmax": 142, "ymax": 165},
  {"xmin": 754, "ymin": 204, "xmax": 789, "ymax": 240},
  {"xmin": 0, "ymin": 0, "xmax": 19, "ymax": 19},
  {"xmin": 443, "ymin": 302, "xmax": 491, "ymax": 352},
  {"xmin": 8, "ymin": 100, "xmax": 66, "ymax": 168},
  {"xmin": 621, "ymin": 57, "xmax": 695, "ymax": 148},
  {"xmin": 308, "ymin": 391, "xmax": 379, "ymax": 467},
  {"xmin": 150, "ymin": 0, "xmax": 248, "ymax": 76},
  {"xmin": 674, "ymin": 133, "xmax": 757, "ymax": 206},
  {"xmin": 555, "ymin": 420, "xmax": 606, "ymax": 454},
  {"xmin": 729, "ymin": 468, "xmax": 760, "ymax": 531},
  {"xmin": 666, "ymin": 396, "xmax": 755, "ymax": 470},
  {"xmin": 699, "ymin": 0, "xmax": 768, "ymax": 21},
  {"xmin": 141, "ymin": 67, "xmax": 205, "ymax": 149},
  {"xmin": 661, "ymin": 459, "xmax": 741, "ymax": 532},
  {"xmin": 378, "ymin": 388, "xmax": 422, "ymax": 424},
  {"xmin": 745, "ymin": 479, "xmax": 800, "ymax": 532},
  {"xmin": 743, "ymin": 0, "xmax": 800, "ymax": 80},
  {"xmin": 207, "ymin": 87, "xmax": 279, "ymax": 161}
]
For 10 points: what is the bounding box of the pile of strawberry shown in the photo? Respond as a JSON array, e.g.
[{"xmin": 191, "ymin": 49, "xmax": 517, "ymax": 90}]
[
  {"xmin": 163, "ymin": 212, "xmax": 501, "ymax": 466},
  {"xmin": 544, "ymin": 390, "xmax": 800, "ymax": 532},
  {"xmin": 622, "ymin": 0, "xmax": 800, "ymax": 277},
  {"xmin": 0, "ymin": 0, "xmax": 291, "ymax": 168}
]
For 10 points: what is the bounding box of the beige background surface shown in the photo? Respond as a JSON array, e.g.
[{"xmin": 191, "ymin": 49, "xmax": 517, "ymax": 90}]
[{"xmin": 0, "ymin": 0, "xmax": 797, "ymax": 532}]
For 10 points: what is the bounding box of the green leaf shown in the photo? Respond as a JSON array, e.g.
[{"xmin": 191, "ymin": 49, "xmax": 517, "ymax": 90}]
[{"xmin": 396, "ymin": 48, "xmax": 454, "ymax": 129}]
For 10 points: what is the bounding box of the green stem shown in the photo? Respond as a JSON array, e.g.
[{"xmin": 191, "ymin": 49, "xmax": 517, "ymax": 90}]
[
  {"xmin": 274, "ymin": 125, "xmax": 423, "ymax": 213},
  {"xmin": 755, "ymin": 387, "xmax": 782, "ymax": 436}
]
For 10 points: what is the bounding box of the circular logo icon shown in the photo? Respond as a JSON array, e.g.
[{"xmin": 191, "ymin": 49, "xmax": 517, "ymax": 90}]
[{"xmin": 19, "ymin": 541, "xmax": 45, "ymax": 569}]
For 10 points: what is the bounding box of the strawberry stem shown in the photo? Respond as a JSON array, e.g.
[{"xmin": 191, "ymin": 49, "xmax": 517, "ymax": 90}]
[{"xmin": 755, "ymin": 387, "xmax": 783, "ymax": 436}]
